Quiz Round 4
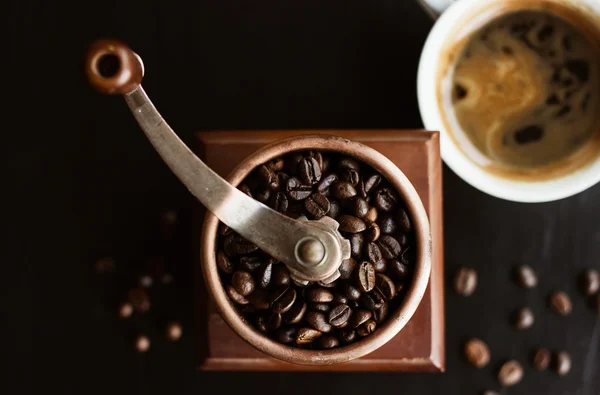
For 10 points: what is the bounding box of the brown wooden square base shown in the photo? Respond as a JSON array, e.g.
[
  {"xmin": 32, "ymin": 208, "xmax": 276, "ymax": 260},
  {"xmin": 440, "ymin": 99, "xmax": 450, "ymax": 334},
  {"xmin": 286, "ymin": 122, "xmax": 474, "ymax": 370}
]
[{"xmin": 195, "ymin": 130, "xmax": 444, "ymax": 372}]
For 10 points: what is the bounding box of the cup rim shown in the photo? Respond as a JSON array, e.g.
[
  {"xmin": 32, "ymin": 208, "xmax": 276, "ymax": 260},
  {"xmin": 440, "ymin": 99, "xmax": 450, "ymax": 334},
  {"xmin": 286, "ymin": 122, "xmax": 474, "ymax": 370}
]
[
  {"xmin": 417, "ymin": 0, "xmax": 600, "ymax": 203},
  {"xmin": 200, "ymin": 134, "xmax": 432, "ymax": 365}
]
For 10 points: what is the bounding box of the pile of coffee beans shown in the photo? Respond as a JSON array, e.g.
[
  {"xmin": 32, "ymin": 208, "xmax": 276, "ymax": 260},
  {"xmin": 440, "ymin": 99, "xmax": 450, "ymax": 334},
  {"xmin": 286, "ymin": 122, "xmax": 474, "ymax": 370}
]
[{"xmin": 216, "ymin": 151, "xmax": 416, "ymax": 349}]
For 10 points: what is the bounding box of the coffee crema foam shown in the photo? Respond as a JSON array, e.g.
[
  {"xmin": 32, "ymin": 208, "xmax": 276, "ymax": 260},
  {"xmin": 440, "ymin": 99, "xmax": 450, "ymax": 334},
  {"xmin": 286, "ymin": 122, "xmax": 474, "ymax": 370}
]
[{"xmin": 444, "ymin": 10, "xmax": 600, "ymax": 173}]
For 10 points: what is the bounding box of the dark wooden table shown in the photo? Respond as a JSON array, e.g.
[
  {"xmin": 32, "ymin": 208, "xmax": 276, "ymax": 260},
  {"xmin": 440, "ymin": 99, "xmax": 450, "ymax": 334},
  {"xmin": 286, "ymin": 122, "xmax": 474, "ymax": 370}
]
[{"xmin": 8, "ymin": 1, "xmax": 599, "ymax": 394}]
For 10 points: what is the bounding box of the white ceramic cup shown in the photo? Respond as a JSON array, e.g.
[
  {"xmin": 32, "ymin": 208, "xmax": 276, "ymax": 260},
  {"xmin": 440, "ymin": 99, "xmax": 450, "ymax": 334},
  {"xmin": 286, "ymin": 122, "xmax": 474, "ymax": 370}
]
[{"xmin": 417, "ymin": 0, "xmax": 600, "ymax": 202}]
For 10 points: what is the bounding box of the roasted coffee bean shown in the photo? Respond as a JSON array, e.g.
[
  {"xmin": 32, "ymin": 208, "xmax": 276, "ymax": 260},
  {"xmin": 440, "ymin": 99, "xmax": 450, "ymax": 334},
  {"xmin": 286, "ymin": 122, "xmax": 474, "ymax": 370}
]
[
  {"xmin": 512, "ymin": 307, "xmax": 534, "ymax": 330},
  {"xmin": 498, "ymin": 360, "xmax": 523, "ymax": 387},
  {"xmin": 305, "ymin": 311, "xmax": 332, "ymax": 333},
  {"xmin": 317, "ymin": 335, "xmax": 340, "ymax": 349},
  {"xmin": 339, "ymin": 328, "xmax": 357, "ymax": 344},
  {"xmin": 256, "ymin": 315, "xmax": 268, "ymax": 333},
  {"xmin": 360, "ymin": 292, "xmax": 384, "ymax": 311},
  {"xmin": 349, "ymin": 234, "xmax": 364, "ymax": 258},
  {"xmin": 339, "ymin": 258, "xmax": 357, "ymax": 280},
  {"xmin": 350, "ymin": 309, "xmax": 372, "ymax": 329},
  {"xmin": 285, "ymin": 177, "xmax": 312, "ymax": 200},
  {"xmin": 257, "ymin": 263, "xmax": 273, "ymax": 289},
  {"xmin": 338, "ymin": 215, "xmax": 366, "ymax": 233},
  {"xmin": 378, "ymin": 215, "xmax": 396, "ymax": 235},
  {"xmin": 317, "ymin": 173, "xmax": 338, "ymax": 193},
  {"xmin": 257, "ymin": 165, "xmax": 279, "ymax": 190},
  {"xmin": 396, "ymin": 207, "xmax": 412, "ymax": 232},
  {"xmin": 389, "ymin": 259, "xmax": 408, "ymax": 280},
  {"xmin": 356, "ymin": 180, "xmax": 367, "ymax": 198},
  {"xmin": 327, "ymin": 200, "xmax": 341, "ymax": 219},
  {"xmin": 364, "ymin": 174, "xmax": 382, "ymax": 194},
  {"xmin": 228, "ymin": 234, "xmax": 259, "ymax": 256},
  {"xmin": 374, "ymin": 303, "xmax": 389, "ymax": 323},
  {"xmin": 454, "ymin": 267, "xmax": 478, "ymax": 296},
  {"xmin": 532, "ymin": 348, "xmax": 551, "ymax": 371},
  {"xmin": 254, "ymin": 188, "xmax": 271, "ymax": 204},
  {"xmin": 332, "ymin": 181, "xmax": 357, "ymax": 200},
  {"xmin": 272, "ymin": 265, "xmax": 291, "ymax": 286},
  {"xmin": 365, "ymin": 242, "xmax": 384, "ymax": 264},
  {"xmin": 277, "ymin": 172, "xmax": 290, "ymax": 187},
  {"xmin": 464, "ymin": 338, "xmax": 490, "ymax": 368},
  {"xmin": 373, "ymin": 259, "xmax": 386, "ymax": 273},
  {"xmin": 247, "ymin": 289, "xmax": 270, "ymax": 310},
  {"xmin": 349, "ymin": 300, "xmax": 360, "ymax": 309},
  {"xmin": 352, "ymin": 197, "xmax": 369, "ymax": 219},
  {"xmin": 284, "ymin": 298, "xmax": 307, "ymax": 324},
  {"xmin": 338, "ymin": 157, "xmax": 360, "ymax": 171},
  {"xmin": 377, "ymin": 236, "xmax": 401, "ymax": 259},
  {"xmin": 286, "ymin": 152, "xmax": 304, "ymax": 173},
  {"xmin": 266, "ymin": 312, "xmax": 283, "ymax": 332},
  {"xmin": 365, "ymin": 207, "xmax": 378, "ymax": 223},
  {"xmin": 268, "ymin": 158, "xmax": 285, "ymax": 172},
  {"xmin": 580, "ymin": 269, "xmax": 600, "ymax": 296},
  {"xmin": 270, "ymin": 287, "xmax": 297, "ymax": 313},
  {"xmin": 240, "ymin": 256, "xmax": 263, "ymax": 272},
  {"xmin": 374, "ymin": 188, "xmax": 397, "ymax": 212},
  {"xmin": 356, "ymin": 261, "xmax": 376, "ymax": 292},
  {"xmin": 364, "ymin": 222, "xmax": 381, "ymax": 242},
  {"xmin": 305, "ymin": 193, "xmax": 330, "ymax": 219},
  {"xmin": 343, "ymin": 283, "xmax": 362, "ymax": 301},
  {"xmin": 341, "ymin": 168, "xmax": 360, "ymax": 186},
  {"xmin": 218, "ymin": 222, "xmax": 233, "ymax": 236},
  {"xmin": 356, "ymin": 319, "xmax": 377, "ymax": 336},
  {"xmin": 549, "ymin": 291, "xmax": 572, "ymax": 315},
  {"xmin": 328, "ymin": 304, "xmax": 352, "ymax": 327},
  {"xmin": 276, "ymin": 327, "xmax": 297, "ymax": 344},
  {"xmin": 239, "ymin": 184, "xmax": 252, "ymax": 197},
  {"xmin": 298, "ymin": 157, "xmax": 322, "ymax": 185},
  {"xmin": 553, "ymin": 351, "xmax": 571, "ymax": 376},
  {"xmin": 332, "ymin": 293, "xmax": 348, "ymax": 305},
  {"xmin": 309, "ymin": 303, "xmax": 331, "ymax": 313},
  {"xmin": 307, "ymin": 288, "xmax": 334, "ymax": 303},
  {"xmin": 227, "ymin": 285, "xmax": 249, "ymax": 305},
  {"xmin": 232, "ymin": 271, "xmax": 255, "ymax": 296},
  {"xmin": 375, "ymin": 274, "xmax": 396, "ymax": 300},
  {"xmin": 269, "ymin": 192, "xmax": 289, "ymax": 213},
  {"xmin": 217, "ymin": 251, "xmax": 234, "ymax": 274},
  {"xmin": 296, "ymin": 327, "xmax": 322, "ymax": 344},
  {"xmin": 514, "ymin": 265, "xmax": 537, "ymax": 288},
  {"xmin": 307, "ymin": 151, "xmax": 324, "ymax": 170}
]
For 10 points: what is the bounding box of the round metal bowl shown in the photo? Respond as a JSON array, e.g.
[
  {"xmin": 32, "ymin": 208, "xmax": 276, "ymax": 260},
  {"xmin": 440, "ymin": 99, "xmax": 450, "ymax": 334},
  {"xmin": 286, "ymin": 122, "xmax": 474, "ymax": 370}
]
[{"xmin": 200, "ymin": 134, "xmax": 432, "ymax": 365}]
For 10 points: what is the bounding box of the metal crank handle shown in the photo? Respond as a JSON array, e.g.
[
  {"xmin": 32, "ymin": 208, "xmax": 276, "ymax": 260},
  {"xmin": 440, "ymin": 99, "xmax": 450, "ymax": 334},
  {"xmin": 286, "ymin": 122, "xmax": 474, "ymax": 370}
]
[{"xmin": 84, "ymin": 39, "xmax": 349, "ymax": 283}]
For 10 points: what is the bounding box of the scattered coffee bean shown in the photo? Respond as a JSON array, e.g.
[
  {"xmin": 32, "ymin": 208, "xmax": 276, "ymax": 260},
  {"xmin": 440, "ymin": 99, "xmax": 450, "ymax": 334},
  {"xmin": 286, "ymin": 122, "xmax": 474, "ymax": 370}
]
[
  {"xmin": 135, "ymin": 335, "xmax": 150, "ymax": 352},
  {"xmin": 268, "ymin": 158, "xmax": 285, "ymax": 172},
  {"xmin": 317, "ymin": 173, "xmax": 338, "ymax": 193},
  {"xmin": 226, "ymin": 234, "xmax": 259, "ymax": 256},
  {"xmin": 318, "ymin": 335, "xmax": 340, "ymax": 349},
  {"xmin": 307, "ymin": 288, "xmax": 334, "ymax": 303},
  {"xmin": 217, "ymin": 251, "xmax": 235, "ymax": 274},
  {"xmin": 454, "ymin": 267, "xmax": 478, "ymax": 296},
  {"xmin": 166, "ymin": 321, "xmax": 182, "ymax": 341},
  {"xmin": 349, "ymin": 233, "xmax": 364, "ymax": 257},
  {"xmin": 298, "ymin": 157, "xmax": 322, "ymax": 185},
  {"xmin": 305, "ymin": 193, "xmax": 330, "ymax": 219},
  {"xmin": 360, "ymin": 292, "xmax": 384, "ymax": 311},
  {"xmin": 375, "ymin": 273, "xmax": 396, "ymax": 300},
  {"xmin": 247, "ymin": 289, "xmax": 270, "ymax": 310},
  {"xmin": 343, "ymin": 283, "xmax": 362, "ymax": 301},
  {"xmin": 514, "ymin": 265, "xmax": 537, "ymax": 288},
  {"xmin": 389, "ymin": 259, "xmax": 408, "ymax": 280},
  {"xmin": 239, "ymin": 256, "xmax": 262, "ymax": 272},
  {"xmin": 553, "ymin": 351, "xmax": 571, "ymax": 376},
  {"xmin": 374, "ymin": 303, "xmax": 389, "ymax": 323},
  {"xmin": 338, "ymin": 157, "xmax": 360, "ymax": 171},
  {"xmin": 364, "ymin": 174, "xmax": 382, "ymax": 194},
  {"xmin": 327, "ymin": 200, "xmax": 341, "ymax": 219},
  {"xmin": 284, "ymin": 298, "xmax": 307, "ymax": 324},
  {"xmin": 257, "ymin": 263, "xmax": 272, "ymax": 289},
  {"xmin": 364, "ymin": 222, "xmax": 381, "ymax": 242},
  {"xmin": 339, "ymin": 328, "xmax": 357, "ymax": 344},
  {"xmin": 356, "ymin": 261, "xmax": 376, "ymax": 292},
  {"xmin": 266, "ymin": 312, "xmax": 283, "ymax": 331},
  {"xmin": 332, "ymin": 292, "xmax": 348, "ymax": 305},
  {"xmin": 305, "ymin": 311, "xmax": 332, "ymax": 332},
  {"xmin": 373, "ymin": 259, "xmax": 387, "ymax": 273},
  {"xmin": 296, "ymin": 327, "xmax": 323, "ymax": 344},
  {"xmin": 118, "ymin": 302, "xmax": 133, "ymax": 319},
  {"xmin": 365, "ymin": 206, "xmax": 378, "ymax": 223},
  {"xmin": 270, "ymin": 287, "xmax": 297, "ymax": 313},
  {"xmin": 580, "ymin": 269, "xmax": 599, "ymax": 296},
  {"xmin": 512, "ymin": 307, "xmax": 535, "ymax": 330},
  {"xmin": 353, "ymin": 198, "xmax": 369, "ymax": 219},
  {"xmin": 328, "ymin": 304, "xmax": 352, "ymax": 327},
  {"xmin": 532, "ymin": 348, "xmax": 551, "ymax": 371},
  {"xmin": 332, "ymin": 181, "xmax": 357, "ymax": 200},
  {"xmin": 272, "ymin": 265, "xmax": 291, "ymax": 286},
  {"xmin": 286, "ymin": 177, "xmax": 312, "ymax": 200},
  {"xmin": 339, "ymin": 258, "xmax": 357, "ymax": 280},
  {"xmin": 365, "ymin": 242, "xmax": 384, "ymax": 264},
  {"xmin": 374, "ymin": 188, "xmax": 397, "ymax": 212},
  {"xmin": 549, "ymin": 291, "xmax": 572, "ymax": 315},
  {"xmin": 464, "ymin": 338, "xmax": 490, "ymax": 368},
  {"xmin": 232, "ymin": 271, "xmax": 255, "ymax": 296},
  {"xmin": 341, "ymin": 168, "xmax": 360, "ymax": 186},
  {"xmin": 350, "ymin": 309, "xmax": 372, "ymax": 329},
  {"xmin": 356, "ymin": 319, "xmax": 377, "ymax": 336},
  {"xmin": 378, "ymin": 215, "xmax": 396, "ymax": 235},
  {"xmin": 269, "ymin": 192, "xmax": 289, "ymax": 213},
  {"xmin": 276, "ymin": 327, "xmax": 297, "ymax": 344},
  {"xmin": 378, "ymin": 235, "xmax": 401, "ymax": 259},
  {"xmin": 309, "ymin": 303, "xmax": 331, "ymax": 313},
  {"xmin": 338, "ymin": 215, "xmax": 367, "ymax": 233},
  {"xmin": 226, "ymin": 285, "xmax": 249, "ymax": 305},
  {"xmin": 498, "ymin": 360, "xmax": 523, "ymax": 387},
  {"xmin": 396, "ymin": 207, "xmax": 412, "ymax": 232}
]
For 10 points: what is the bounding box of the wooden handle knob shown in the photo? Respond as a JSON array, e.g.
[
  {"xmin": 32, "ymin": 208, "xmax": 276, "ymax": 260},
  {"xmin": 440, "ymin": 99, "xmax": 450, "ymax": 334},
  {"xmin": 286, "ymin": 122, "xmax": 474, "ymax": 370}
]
[{"xmin": 85, "ymin": 39, "xmax": 144, "ymax": 95}]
